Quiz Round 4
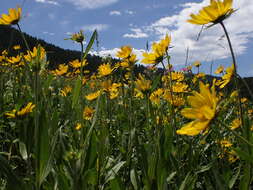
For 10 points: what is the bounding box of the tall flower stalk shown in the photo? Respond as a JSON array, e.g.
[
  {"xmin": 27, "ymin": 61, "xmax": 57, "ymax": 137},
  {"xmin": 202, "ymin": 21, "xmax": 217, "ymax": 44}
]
[{"xmin": 187, "ymin": 0, "xmax": 244, "ymax": 127}]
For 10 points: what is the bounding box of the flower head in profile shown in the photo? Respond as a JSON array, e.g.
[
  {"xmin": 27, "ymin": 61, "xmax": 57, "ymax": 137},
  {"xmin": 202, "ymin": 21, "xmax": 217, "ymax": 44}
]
[
  {"xmin": 188, "ymin": 0, "xmax": 235, "ymax": 25},
  {"xmin": 5, "ymin": 102, "xmax": 35, "ymax": 118},
  {"xmin": 0, "ymin": 7, "xmax": 22, "ymax": 25},
  {"xmin": 215, "ymin": 65, "xmax": 224, "ymax": 74},
  {"xmin": 193, "ymin": 61, "xmax": 201, "ymax": 68},
  {"xmin": 85, "ymin": 90, "xmax": 101, "ymax": 101},
  {"xmin": 142, "ymin": 34, "xmax": 171, "ymax": 64},
  {"xmin": 218, "ymin": 64, "xmax": 234, "ymax": 88},
  {"xmin": 52, "ymin": 64, "xmax": 68, "ymax": 76},
  {"xmin": 66, "ymin": 30, "xmax": 85, "ymax": 43},
  {"xmin": 176, "ymin": 81, "xmax": 219, "ymax": 136},
  {"xmin": 60, "ymin": 86, "xmax": 72, "ymax": 97}
]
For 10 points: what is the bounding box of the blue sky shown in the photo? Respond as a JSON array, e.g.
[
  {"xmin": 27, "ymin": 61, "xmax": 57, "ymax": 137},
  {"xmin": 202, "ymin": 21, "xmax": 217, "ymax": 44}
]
[{"xmin": 1, "ymin": 0, "xmax": 253, "ymax": 77}]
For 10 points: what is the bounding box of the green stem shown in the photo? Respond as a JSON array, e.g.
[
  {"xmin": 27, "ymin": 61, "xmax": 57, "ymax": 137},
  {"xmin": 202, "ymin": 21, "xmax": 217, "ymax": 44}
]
[
  {"xmin": 16, "ymin": 23, "xmax": 31, "ymax": 52},
  {"xmin": 165, "ymin": 52, "xmax": 176, "ymax": 130},
  {"xmin": 220, "ymin": 21, "xmax": 244, "ymax": 127}
]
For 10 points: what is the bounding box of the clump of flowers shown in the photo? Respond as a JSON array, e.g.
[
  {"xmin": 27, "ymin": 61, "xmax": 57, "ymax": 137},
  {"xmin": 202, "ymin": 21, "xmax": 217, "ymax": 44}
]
[{"xmin": 142, "ymin": 34, "xmax": 171, "ymax": 64}]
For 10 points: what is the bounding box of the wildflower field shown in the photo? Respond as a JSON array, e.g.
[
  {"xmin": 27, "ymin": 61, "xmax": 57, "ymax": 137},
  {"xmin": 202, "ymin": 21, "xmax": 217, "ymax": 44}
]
[{"xmin": 1, "ymin": 0, "xmax": 253, "ymax": 189}]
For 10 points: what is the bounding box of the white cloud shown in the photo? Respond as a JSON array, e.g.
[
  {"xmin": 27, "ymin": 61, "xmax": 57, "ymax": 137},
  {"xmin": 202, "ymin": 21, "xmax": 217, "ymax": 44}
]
[
  {"xmin": 123, "ymin": 28, "xmax": 148, "ymax": 39},
  {"xmin": 42, "ymin": 31, "xmax": 55, "ymax": 35},
  {"xmin": 81, "ymin": 24, "xmax": 109, "ymax": 32},
  {"xmin": 65, "ymin": 0, "xmax": 118, "ymax": 9},
  {"xmin": 110, "ymin": 10, "xmax": 121, "ymax": 16},
  {"xmin": 125, "ymin": 10, "xmax": 134, "ymax": 15},
  {"xmin": 143, "ymin": 0, "xmax": 253, "ymax": 66},
  {"xmin": 35, "ymin": 0, "xmax": 59, "ymax": 5}
]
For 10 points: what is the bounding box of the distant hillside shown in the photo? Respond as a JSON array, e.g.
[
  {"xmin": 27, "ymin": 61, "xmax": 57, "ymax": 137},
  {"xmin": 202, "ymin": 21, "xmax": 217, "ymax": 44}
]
[{"xmin": 0, "ymin": 25, "xmax": 108, "ymax": 71}]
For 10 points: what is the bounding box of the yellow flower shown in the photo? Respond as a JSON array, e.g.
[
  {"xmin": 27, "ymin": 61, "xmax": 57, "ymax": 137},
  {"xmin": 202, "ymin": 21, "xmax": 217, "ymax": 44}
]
[
  {"xmin": 149, "ymin": 88, "xmax": 164, "ymax": 105},
  {"xmin": 196, "ymin": 72, "xmax": 206, "ymax": 78},
  {"xmin": 171, "ymin": 72, "xmax": 184, "ymax": 82},
  {"xmin": 83, "ymin": 106, "xmax": 95, "ymax": 120},
  {"xmin": 24, "ymin": 45, "xmax": 46, "ymax": 62},
  {"xmin": 7, "ymin": 55, "xmax": 22, "ymax": 64},
  {"xmin": 98, "ymin": 63, "xmax": 113, "ymax": 77},
  {"xmin": 163, "ymin": 92, "xmax": 185, "ymax": 107},
  {"xmin": 101, "ymin": 80, "xmax": 121, "ymax": 99},
  {"xmin": 220, "ymin": 140, "xmax": 233, "ymax": 148},
  {"xmin": 142, "ymin": 34, "xmax": 171, "ymax": 64},
  {"xmin": 5, "ymin": 102, "xmax": 35, "ymax": 118},
  {"xmin": 67, "ymin": 30, "xmax": 85, "ymax": 43},
  {"xmin": 13, "ymin": 45, "xmax": 21, "ymax": 50},
  {"xmin": 75, "ymin": 123, "xmax": 83, "ymax": 130},
  {"xmin": 52, "ymin": 64, "xmax": 68, "ymax": 76},
  {"xmin": 230, "ymin": 118, "xmax": 241, "ymax": 130},
  {"xmin": 135, "ymin": 74, "xmax": 151, "ymax": 92},
  {"xmin": 5, "ymin": 109, "xmax": 17, "ymax": 118},
  {"xmin": 0, "ymin": 7, "xmax": 22, "ymax": 25},
  {"xmin": 172, "ymin": 82, "xmax": 188, "ymax": 93},
  {"xmin": 17, "ymin": 102, "xmax": 35, "ymax": 116},
  {"xmin": 60, "ymin": 86, "xmax": 72, "ymax": 97},
  {"xmin": 219, "ymin": 64, "xmax": 234, "ymax": 88},
  {"xmin": 85, "ymin": 90, "xmax": 101, "ymax": 101},
  {"xmin": 116, "ymin": 46, "xmax": 133, "ymax": 59},
  {"xmin": 215, "ymin": 65, "xmax": 224, "ymax": 74},
  {"xmin": 177, "ymin": 81, "xmax": 218, "ymax": 136},
  {"xmin": 240, "ymin": 97, "xmax": 247, "ymax": 103},
  {"xmin": 72, "ymin": 59, "xmax": 87, "ymax": 68},
  {"xmin": 188, "ymin": 0, "xmax": 234, "ymax": 25},
  {"xmin": 193, "ymin": 61, "xmax": 201, "ymax": 67},
  {"xmin": 228, "ymin": 150, "xmax": 238, "ymax": 163}
]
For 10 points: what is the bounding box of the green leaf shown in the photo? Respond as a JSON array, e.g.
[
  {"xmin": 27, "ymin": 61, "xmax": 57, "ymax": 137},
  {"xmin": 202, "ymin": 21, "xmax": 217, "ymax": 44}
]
[
  {"xmin": 130, "ymin": 169, "xmax": 138, "ymax": 190},
  {"xmin": 229, "ymin": 165, "xmax": 240, "ymax": 189},
  {"xmin": 105, "ymin": 161, "xmax": 126, "ymax": 184},
  {"xmin": 71, "ymin": 79, "xmax": 82, "ymax": 108},
  {"xmin": 234, "ymin": 148, "xmax": 253, "ymax": 164},
  {"xmin": 19, "ymin": 141, "xmax": 28, "ymax": 160},
  {"xmin": 179, "ymin": 172, "xmax": 197, "ymax": 190},
  {"xmin": 150, "ymin": 74, "xmax": 161, "ymax": 92},
  {"xmin": 110, "ymin": 178, "xmax": 123, "ymax": 190},
  {"xmin": 167, "ymin": 171, "xmax": 177, "ymax": 183},
  {"xmin": 179, "ymin": 172, "xmax": 191, "ymax": 190},
  {"xmin": 39, "ymin": 128, "xmax": 59, "ymax": 186},
  {"xmin": 82, "ymin": 30, "xmax": 97, "ymax": 60},
  {"xmin": 239, "ymin": 164, "xmax": 251, "ymax": 190},
  {"xmin": 195, "ymin": 163, "xmax": 213, "ymax": 174}
]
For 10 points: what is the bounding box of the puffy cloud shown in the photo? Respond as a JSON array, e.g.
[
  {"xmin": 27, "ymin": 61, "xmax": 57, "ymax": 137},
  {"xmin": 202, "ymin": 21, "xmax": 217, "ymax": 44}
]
[
  {"xmin": 125, "ymin": 10, "xmax": 134, "ymax": 15},
  {"xmin": 81, "ymin": 24, "xmax": 109, "ymax": 32},
  {"xmin": 123, "ymin": 28, "xmax": 148, "ymax": 39},
  {"xmin": 35, "ymin": 0, "xmax": 59, "ymax": 5},
  {"xmin": 109, "ymin": 10, "xmax": 121, "ymax": 16},
  {"xmin": 65, "ymin": 0, "xmax": 118, "ymax": 9},
  {"xmin": 144, "ymin": 0, "xmax": 253, "ymax": 66}
]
